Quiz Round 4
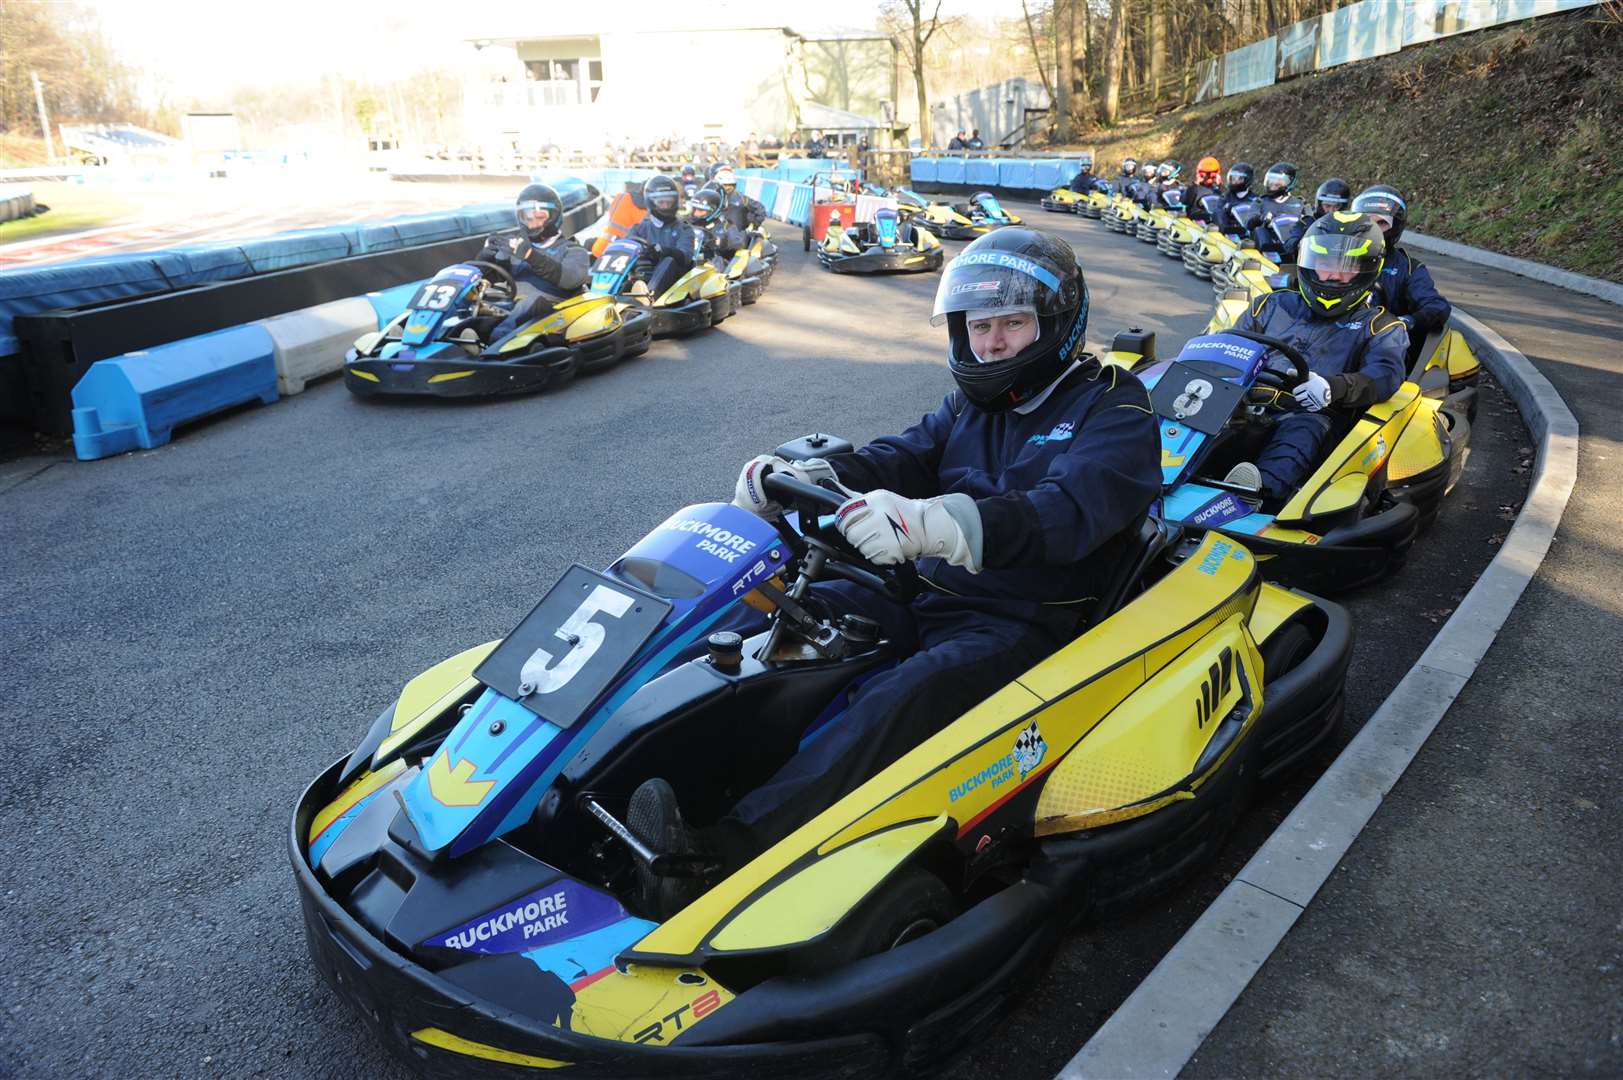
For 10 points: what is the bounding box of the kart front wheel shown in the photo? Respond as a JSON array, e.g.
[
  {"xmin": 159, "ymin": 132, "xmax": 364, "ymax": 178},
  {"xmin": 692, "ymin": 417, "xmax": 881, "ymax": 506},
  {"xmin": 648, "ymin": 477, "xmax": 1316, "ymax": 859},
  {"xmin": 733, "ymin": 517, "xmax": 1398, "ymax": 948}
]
[{"xmin": 787, "ymin": 866, "xmax": 955, "ymax": 975}]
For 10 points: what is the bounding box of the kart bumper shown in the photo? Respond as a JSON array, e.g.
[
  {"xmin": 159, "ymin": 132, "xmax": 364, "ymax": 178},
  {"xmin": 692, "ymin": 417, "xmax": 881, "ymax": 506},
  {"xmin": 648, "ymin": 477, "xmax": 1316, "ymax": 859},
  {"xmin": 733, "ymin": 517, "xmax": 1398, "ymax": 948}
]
[
  {"xmin": 1215, "ymin": 499, "xmax": 1422, "ymax": 594},
  {"xmin": 1038, "ymin": 197, "xmax": 1078, "ymax": 213},
  {"xmin": 818, "ymin": 247, "xmax": 944, "ymax": 274},
  {"xmin": 646, "ymin": 298, "xmax": 714, "ymax": 338},
  {"xmin": 290, "ymin": 757, "xmax": 890, "ymax": 1080},
  {"xmin": 344, "ymin": 347, "xmax": 576, "ymax": 399},
  {"xmin": 577, "ymin": 307, "xmax": 654, "ymax": 373},
  {"xmin": 1183, "ymin": 246, "xmax": 1215, "ymax": 278},
  {"xmin": 937, "ymin": 222, "xmax": 1006, "ymax": 241}
]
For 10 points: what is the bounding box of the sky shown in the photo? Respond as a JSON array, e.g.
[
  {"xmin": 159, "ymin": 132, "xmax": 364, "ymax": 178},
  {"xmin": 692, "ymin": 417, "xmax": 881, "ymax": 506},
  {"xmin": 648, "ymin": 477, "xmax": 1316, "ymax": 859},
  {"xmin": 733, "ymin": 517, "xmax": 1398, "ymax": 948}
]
[{"xmin": 87, "ymin": 0, "xmax": 1035, "ymax": 101}]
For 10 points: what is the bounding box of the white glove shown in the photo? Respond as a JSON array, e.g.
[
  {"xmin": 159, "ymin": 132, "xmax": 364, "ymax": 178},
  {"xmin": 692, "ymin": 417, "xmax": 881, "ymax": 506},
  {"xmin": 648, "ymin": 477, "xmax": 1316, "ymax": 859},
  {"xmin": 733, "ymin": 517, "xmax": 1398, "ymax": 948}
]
[
  {"xmin": 834, "ymin": 490, "xmax": 983, "ymax": 571},
  {"xmin": 732, "ymin": 455, "xmax": 843, "ymax": 518},
  {"xmin": 1292, "ymin": 372, "xmax": 1332, "ymax": 412}
]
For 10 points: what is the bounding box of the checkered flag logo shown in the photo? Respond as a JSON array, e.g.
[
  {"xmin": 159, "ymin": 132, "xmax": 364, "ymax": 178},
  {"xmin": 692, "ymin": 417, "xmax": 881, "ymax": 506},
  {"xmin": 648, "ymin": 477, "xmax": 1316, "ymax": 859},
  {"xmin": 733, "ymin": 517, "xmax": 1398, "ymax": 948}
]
[{"xmin": 1013, "ymin": 721, "xmax": 1047, "ymax": 779}]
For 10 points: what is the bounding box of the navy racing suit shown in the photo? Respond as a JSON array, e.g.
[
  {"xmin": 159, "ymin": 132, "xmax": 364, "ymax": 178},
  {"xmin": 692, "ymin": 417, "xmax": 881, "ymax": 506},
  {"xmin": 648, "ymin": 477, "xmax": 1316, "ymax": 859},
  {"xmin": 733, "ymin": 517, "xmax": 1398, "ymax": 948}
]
[
  {"xmin": 1067, "ymin": 171, "xmax": 1106, "ymax": 195},
  {"xmin": 1236, "ymin": 290, "xmax": 1409, "ymax": 498},
  {"xmin": 719, "ymin": 190, "xmax": 767, "ymax": 233},
  {"xmin": 483, "ymin": 233, "xmax": 591, "ymax": 341},
  {"xmin": 1375, "ymin": 247, "xmax": 1452, "ymax": 362},
  {"xmin": 704, "ymin": 360, "xmax": 1162, "ymax": 861},
  {"xmin": 626, "ymin": 215, "xmax": 703, "ymax": 294}
]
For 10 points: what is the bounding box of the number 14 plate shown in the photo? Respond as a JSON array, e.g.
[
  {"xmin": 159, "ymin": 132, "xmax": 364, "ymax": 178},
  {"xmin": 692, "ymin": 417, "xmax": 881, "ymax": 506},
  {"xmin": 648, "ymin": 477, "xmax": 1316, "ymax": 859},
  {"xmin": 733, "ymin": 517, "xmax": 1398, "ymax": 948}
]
[{"xmin": 473, "ymin": 565, "xmax": 672, "ymax": 729}]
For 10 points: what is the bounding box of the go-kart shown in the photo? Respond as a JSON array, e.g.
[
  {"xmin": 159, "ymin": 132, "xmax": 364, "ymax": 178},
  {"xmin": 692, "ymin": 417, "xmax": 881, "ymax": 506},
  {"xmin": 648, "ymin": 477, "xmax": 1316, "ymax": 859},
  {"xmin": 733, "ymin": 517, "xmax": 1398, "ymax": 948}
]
[
  {"xmin": 1102, "ymin": 192, "xmax": 1150, "ymax": 235},
  {"xmin": 1158, "ymin": 195, "xmax": 1224, "ymax": 261},
  {"xmin": 1039, "ymin": 186, "xmax": 1090, "ymax": 213},
  {"xmin": 817, "ymin": 207, "xmax": 944, "ymax": 274},
  {"xmin": 1076, "ymin": 184, "xmax": 1114, "ymax": 219},
  {"xmin": 1183, "ymin": 201, "xmax": 1265, "ymax": 281},
  {"xmin": 590, "ymin": 234, "xmax": 739, "ymax": 337},
  {"xmin": 1136, "ymin": 192, "xmax": 1186, "ymax": 245},
  {"xmin": 1122, "ymin": 328, "xmax": 1472, "ymax": 591},
  {"xmin": 718, "ymin": 225, "xmax": 777, "ymax": 305},
  {"xmin": 292, "ymin": 452, "xmax": 1352, "ymax": 1078},
  {"xmin": 344, "ymin": 260, "xmax": 653, "ymax": 399},
  {"xmin": 915, "ymin": 191, "xmax": 1022, "ymax": 240}
]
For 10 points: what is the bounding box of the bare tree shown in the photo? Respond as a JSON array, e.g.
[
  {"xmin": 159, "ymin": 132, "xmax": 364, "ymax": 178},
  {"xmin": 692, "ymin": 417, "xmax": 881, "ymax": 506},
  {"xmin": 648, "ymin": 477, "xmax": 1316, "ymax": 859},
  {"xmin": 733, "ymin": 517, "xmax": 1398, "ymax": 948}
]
[
  {"xmin": 881, "ymin": 0, "xmax": 947, "ymax": 149},
  {"xmin": 1101, "ymin": 0, "xmax": 1126, "ymax": 124}
]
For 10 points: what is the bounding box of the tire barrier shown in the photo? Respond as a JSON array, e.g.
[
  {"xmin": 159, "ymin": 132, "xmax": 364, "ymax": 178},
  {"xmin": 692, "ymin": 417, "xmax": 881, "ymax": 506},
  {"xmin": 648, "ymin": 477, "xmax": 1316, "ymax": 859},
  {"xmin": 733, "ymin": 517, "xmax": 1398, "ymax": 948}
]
[
  {"xmin": 261, "ymin": 297, "xmax": 379, "ymax": 395},
  {"xmin": 1, "ymin": 183, "xmax": 36, "ymax": 223},
  {"xmin": 70, "ymin": 324, "xmax": 279, "ymax": 459}
]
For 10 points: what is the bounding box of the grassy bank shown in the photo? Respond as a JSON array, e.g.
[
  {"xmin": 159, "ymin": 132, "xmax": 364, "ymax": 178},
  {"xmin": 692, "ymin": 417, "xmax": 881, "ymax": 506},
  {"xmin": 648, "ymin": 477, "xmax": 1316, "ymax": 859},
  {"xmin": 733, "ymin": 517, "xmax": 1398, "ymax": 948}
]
[
  {"xmin": 0, "ymin": 181, "xmax": 132, "ymax": 245},
  {"xmin": 1056, "ymin": 8, "xmax": 1623, "ymax": 281}
]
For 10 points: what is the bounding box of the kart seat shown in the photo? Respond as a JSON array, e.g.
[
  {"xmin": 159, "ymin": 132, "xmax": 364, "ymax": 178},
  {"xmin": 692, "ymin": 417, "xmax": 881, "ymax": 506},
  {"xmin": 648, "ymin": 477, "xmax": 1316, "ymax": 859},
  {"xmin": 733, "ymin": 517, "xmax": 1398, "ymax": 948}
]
[{"xmin": 1073, "ymin": 515, "xmax": 1174, "ymax": 631}]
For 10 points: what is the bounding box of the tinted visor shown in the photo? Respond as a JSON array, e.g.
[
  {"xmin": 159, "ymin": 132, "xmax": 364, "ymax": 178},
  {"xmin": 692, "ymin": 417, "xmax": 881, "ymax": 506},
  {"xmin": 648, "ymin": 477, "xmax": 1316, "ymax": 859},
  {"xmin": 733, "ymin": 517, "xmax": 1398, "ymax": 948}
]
[
  {"xmin": 1264, "ymin": 169, "xmax": 1292, "ymax": 192},
  {"xmin": 932, "ymin": 249, "xmax": 1067, "ymax": 326},
  {"xmin": 1299, "ymin": 231, "xmax": 1381, "ymax": 279},
  {"xmin": 516, "ymin": 200, "xmax": 552, "ymax": 229}
]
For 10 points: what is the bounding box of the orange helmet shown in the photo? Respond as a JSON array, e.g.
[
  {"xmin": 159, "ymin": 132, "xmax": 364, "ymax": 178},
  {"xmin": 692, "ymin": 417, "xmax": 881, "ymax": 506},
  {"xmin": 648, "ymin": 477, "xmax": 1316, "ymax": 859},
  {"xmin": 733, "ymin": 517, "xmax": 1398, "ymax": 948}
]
[{"xmin": 1196, "ymin": 156, "xmax": 1221, "ymax": 186}]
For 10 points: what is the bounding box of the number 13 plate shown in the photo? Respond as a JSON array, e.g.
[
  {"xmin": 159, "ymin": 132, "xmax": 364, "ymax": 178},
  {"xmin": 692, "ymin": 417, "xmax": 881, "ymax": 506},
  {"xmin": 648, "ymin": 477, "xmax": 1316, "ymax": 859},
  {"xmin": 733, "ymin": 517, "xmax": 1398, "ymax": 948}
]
[{"xmin": 473, "ymin": 565, "xmax": 672, "ymax": 728}]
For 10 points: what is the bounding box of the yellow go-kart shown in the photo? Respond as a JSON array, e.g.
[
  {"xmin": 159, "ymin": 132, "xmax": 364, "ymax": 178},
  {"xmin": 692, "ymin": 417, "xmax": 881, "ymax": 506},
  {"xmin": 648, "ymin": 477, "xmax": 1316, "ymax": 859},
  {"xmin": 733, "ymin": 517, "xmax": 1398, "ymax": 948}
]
[
  {"xmin": 590, "ymin": 236, "xmax": 740, "ymax": 336},
  {"xmin": 293, "ymin": 453, "xmax": 1351, "ymax": 1079}
]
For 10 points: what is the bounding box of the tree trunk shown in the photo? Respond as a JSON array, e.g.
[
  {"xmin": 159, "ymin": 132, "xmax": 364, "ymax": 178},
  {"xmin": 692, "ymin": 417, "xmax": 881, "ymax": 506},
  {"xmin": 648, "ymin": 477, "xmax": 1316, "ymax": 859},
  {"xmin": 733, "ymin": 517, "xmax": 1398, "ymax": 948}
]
[
  {"xmin": 1150, "ymin": 0, "xmax": 1165, "ymax": 108},
  {"xmin": 914, "ymin": 29, "xmax": 931, "ymax": 149},
  {"xmin": 1057, "ymin": 0, "xmax": 1073, "ymax": 141},
  {"xmin": 1102, "ymin": 0, "xmax": 1126, "ymax": 125}
]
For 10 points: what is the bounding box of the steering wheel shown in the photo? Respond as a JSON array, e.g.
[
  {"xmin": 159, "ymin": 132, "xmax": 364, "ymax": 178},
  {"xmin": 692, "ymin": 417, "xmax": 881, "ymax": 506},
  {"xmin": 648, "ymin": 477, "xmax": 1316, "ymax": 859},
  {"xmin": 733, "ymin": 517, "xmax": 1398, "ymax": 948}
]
[
  {"xmin": 468, "ymin": 259, "xmax": 519, "ymax": 303},
  {"xmin": 1220, "ymin": 328, "xmax": 1311, "ymax": 392},
  {"xmin": 762, "ymin": 472, "xmax": 921, "ymax": 603}
]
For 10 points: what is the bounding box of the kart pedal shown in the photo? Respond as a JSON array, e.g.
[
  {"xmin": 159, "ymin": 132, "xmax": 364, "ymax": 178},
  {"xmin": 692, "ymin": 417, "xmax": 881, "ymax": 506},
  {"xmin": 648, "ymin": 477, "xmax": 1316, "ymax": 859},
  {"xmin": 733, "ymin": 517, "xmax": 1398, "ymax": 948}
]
[{"xmin": 579, "ymin": 793, "xmax": 721, "ymax": 878}]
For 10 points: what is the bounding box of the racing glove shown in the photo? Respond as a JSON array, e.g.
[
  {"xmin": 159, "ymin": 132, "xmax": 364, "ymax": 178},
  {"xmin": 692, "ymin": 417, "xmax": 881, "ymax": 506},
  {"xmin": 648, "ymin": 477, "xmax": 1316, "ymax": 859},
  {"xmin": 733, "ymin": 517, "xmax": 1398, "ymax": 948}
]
[
  {"xmin": 834, "ymin": 490, "xmax": 983, "ymax": 572},
  {"xmin": 733, "ymin": 455, "xmax": 846, "ymax": 518},
  {"xmin": 1292, "ymin": 372, "xmax": 1332, "ymax": 412}
]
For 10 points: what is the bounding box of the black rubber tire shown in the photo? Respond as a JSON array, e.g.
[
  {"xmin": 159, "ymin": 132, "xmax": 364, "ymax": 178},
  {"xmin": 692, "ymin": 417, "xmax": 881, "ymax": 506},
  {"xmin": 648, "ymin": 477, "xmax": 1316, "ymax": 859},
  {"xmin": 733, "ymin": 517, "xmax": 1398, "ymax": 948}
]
[
  {"xmin": 787, "ymin": 866, "xmax": 955, "ymax": 975},
  {"xmin": 1260, "ymin": 621, "xmax": 1316, "ymax": 685}
]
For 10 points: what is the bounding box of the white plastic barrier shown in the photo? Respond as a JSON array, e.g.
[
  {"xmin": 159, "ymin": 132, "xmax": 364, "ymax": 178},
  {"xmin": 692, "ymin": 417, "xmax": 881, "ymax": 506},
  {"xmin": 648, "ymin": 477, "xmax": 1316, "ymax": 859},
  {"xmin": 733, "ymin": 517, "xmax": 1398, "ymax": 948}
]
[
  {"xmin": 854, "ymin": 195, "xmax": 900, "ymax": 223},
  {"xmin": 260, "ymin": 297, "xmax": 379, "ymax": 395},
  {"xmin": 772, "ymin": 184, "xmax": 800, "ymax": 222}
]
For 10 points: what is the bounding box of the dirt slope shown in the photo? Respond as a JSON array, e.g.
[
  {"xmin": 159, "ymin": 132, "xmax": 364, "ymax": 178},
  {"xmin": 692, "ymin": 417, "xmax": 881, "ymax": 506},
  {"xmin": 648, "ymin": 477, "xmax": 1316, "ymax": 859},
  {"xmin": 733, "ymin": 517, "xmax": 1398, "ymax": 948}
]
[{"xmin": 1066, "ymin": 8, "xmax": 1623, "ymax": 281}]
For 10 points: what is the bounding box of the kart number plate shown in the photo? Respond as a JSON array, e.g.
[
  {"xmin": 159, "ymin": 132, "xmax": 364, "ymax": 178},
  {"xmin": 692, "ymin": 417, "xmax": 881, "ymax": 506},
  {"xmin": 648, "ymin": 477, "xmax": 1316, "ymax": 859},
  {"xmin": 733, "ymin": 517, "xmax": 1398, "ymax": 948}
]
[
  {"xmin": 1149, "ymin": 361, "xmax": 1247, "ymax": 437},
  {"xmin": 474, "ymin": 565, "xmax": 671, "ymax": 728}
]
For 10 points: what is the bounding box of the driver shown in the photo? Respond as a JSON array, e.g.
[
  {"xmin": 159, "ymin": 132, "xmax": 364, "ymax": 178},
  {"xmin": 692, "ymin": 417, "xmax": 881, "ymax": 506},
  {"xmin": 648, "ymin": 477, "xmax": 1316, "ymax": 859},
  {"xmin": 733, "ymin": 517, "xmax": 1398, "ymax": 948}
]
[
  {"xmin": 1186, "ymin": 156, "xmax": 1223, "ymax": 222},
  {"xmin": 1221, "ymin": 212, "xmax": 1408, "ymax": 499},
  {"xmin": 626, "ymin": 174, "xmax": 700, "ymax": 292},
  {"xmin": 712, "ymin": 167, "xmax": 768, "ymax": 233},
  {"xmin": 687, "ymin": 183, "xmax": 745, "ymax": 262},
  {"xmin": 1282, "ymin": 178, "xmax": 1352, "ymax": 257},
  {"xmin": 1352, "ymin": 185, "xmax": 1451, "ymax": 361},
  {"xmin": 628, "ymin": 228, "xmax": 1161, "ymax": 918},
  {"xmin": 481, "ymin": 183, "xmax": 591, "ymax": 342},
  {"xmin": 1216, "ymin": 162, "xmax": 1256, "ymax": 235},
  {"xmin": 1066, "ymin": 158, "xmax": 1104, "ymax": 195}
]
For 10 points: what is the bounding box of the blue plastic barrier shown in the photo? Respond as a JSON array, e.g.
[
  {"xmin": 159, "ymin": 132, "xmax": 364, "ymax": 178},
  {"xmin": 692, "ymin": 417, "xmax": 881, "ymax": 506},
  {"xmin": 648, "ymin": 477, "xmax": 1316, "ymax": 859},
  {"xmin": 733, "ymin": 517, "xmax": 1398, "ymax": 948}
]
[
  {"xmin": 937, "ymin": 158, "xmax": 967, "ymax": 185},
  {"xmin": 910, "ymin": 158, "xmax": 938, "ymax": 184},
  {"xmin": 784, "ymin": 185, "xmax": 814, "ymax": 227},
  {"xmin": 997, "ymin": 159, "xmax": 1036, "ymax": 189},
  {"xmin": 70, "ymin": 324, "xmax": 278, "ymax": 459},
  {"xmin": 1031, "ymin": 160, "xmax": 1065, "ymax": 190},
  {"xmin": 757, "ymin": 180, "xmax": 779, "ymax": 212},
  {"xmin": 365, "ymin": 282, "xmax": 423, "ymax": 329},
  {"xmin": 965, "ymin": 159, "xmax": 1000, "ymax": 186}
]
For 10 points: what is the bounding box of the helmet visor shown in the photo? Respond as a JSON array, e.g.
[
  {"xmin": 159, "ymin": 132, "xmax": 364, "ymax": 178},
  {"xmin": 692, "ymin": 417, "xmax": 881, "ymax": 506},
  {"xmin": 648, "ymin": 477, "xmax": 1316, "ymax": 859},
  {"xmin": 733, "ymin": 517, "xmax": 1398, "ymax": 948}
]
[
  {"xmin": 931, "ymin": 249, "xmax": 1069, "ymax": 326},
  {"xmin": 1299, "ymin": 231, "xmax": 1381, "ymax": 281},
  {"xmin": 516, "ymin": 200, "xmax": 552, "ymax": 230},
  {"xmin": 1264, "ymin": 169, "xmax": 1292, "ymax": 193}
]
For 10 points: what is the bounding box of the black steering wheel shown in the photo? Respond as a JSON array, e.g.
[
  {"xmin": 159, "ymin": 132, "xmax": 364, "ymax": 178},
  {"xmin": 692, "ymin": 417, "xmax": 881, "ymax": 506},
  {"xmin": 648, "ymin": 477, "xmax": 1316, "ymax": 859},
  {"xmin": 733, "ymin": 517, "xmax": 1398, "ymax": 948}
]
[
  {"xmin": 762, "ymin": 472, "xmax": 921, "ymax": 603},
  {"xmin": 468, "ymin": 259, "xmax": 519, "ymax": 303},
  {"xmin": 1220, "ymin": 328, "xmax": 1311, "ymax": 392}
]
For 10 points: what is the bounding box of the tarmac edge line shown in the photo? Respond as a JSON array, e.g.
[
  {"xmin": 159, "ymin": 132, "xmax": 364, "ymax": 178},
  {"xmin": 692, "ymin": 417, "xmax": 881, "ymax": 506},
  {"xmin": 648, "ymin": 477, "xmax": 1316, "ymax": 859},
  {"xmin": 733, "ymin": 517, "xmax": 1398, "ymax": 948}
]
[
  {"xmin": 1403, "ymin": 231, "xmax": 1623, "ymax": 308},
  {"xmin": 1057, "ymin": 308, "xmax": 1580, "ymax": 1080}
]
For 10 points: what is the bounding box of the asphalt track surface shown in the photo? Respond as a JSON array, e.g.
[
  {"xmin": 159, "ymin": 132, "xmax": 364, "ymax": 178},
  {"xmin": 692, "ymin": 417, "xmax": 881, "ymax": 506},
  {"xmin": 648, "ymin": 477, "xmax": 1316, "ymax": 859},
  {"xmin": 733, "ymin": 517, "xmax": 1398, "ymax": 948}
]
[{"xmin": 0, "ymin": 204, "xmax": 1525, "ymax": 1079}]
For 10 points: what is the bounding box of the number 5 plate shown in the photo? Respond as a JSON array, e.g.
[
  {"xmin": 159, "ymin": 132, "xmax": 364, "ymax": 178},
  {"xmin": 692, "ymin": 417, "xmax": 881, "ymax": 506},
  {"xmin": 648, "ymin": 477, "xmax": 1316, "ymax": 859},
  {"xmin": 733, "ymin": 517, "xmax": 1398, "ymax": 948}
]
[{"xmin": 474, "ymin": 565, "xmax": 672, "ymax": 728}]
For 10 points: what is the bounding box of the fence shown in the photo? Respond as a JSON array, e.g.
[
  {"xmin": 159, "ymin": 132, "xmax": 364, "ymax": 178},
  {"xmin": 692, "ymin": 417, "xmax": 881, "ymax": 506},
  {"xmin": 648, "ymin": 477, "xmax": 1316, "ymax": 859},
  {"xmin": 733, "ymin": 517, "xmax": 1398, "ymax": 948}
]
[{"xmin": 1130, "ymin": 0, "xmax": 1597, "ymax": 116}]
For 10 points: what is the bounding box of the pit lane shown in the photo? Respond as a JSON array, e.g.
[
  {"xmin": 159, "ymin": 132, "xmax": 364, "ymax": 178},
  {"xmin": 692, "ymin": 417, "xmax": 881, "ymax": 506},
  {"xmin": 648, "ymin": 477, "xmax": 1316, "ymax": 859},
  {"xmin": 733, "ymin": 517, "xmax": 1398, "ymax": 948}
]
[{"xmin": 0, "ymin": 203, "xmax": 1527, "ymax": 1079}]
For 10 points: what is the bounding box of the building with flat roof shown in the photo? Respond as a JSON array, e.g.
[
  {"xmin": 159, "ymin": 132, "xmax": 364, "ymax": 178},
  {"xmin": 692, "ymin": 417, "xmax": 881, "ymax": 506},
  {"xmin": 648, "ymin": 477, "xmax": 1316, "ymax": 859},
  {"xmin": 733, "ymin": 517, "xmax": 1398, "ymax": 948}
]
[{"xmin": 461, "ymin": 13, "xmax": 903, "ymax": 152}]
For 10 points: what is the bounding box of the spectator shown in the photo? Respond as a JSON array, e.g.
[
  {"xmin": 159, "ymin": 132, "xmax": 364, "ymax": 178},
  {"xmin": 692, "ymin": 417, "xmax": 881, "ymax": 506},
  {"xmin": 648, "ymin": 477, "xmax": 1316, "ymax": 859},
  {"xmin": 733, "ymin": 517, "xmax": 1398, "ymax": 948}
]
[
  {"xmin": 967, "ymin": 129, "xmax": 985, "ymax": 150},
  {"xmin": 948, "ymin": 130, "xmax": 967, "ymax": 150}
]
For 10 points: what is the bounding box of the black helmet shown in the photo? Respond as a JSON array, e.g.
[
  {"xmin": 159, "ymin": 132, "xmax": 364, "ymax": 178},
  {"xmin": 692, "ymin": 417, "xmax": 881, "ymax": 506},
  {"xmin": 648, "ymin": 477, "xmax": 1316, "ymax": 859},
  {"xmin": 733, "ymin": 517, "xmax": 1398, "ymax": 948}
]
[
  {"xmin": 1296, "ymin": 212, "xmax": 1386, "ymax": 318},
  {"xmin": 1157, "ymin": 161, "xmax": 1181, "ymax": 181},
  {"xmin": 688, "ymin": 184, "xmax": 724, "ymax": 225},
  {"xmin": 514, "ymin": 182, "xmax": 563, "ymax": 241},
  {"xmin": 1350, "ymin": 184, "xmax": 1408, "ymax": 247},
  {"xmin": 643, "ymin": 174, "xmax": 681, "ymax": 223},
  {"xmin": 932, "ymin": 228, "xmax": 1088, "ymax": 412},
  {"xmin": 1121, "ymin": 157, "xmax": 1139, "ymax": 177},
  {"xmin": 706, "ymin": 162, "xmax": 725, "ymax": 180},
  {"xmin": 1314, "ymin": 178, "xmax": 1352, "ymax": 212},
  {"xmin": 1226, "ymin": 162, "xmax": 1254, "ymax": 195},
  {"xmin": 1263, "ymin": 162, "xmax": 1297, "ymax": 196},
  {"xmin": 680, "ymin": 163, "xmax": 697, "ymax": 179}
]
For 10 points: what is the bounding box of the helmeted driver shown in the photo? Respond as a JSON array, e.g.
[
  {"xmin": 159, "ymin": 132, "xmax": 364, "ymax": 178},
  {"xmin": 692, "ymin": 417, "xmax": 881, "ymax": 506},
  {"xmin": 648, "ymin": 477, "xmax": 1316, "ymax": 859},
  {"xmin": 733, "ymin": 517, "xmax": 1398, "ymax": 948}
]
[
  {"xmin": 626, "ymin": 174, "xmax": 700, "ymax": 292},
  {"xmin": 626, "ymin": 227, "xmax": 1161, "ymax": 918},
  {"xmin": 481, "ymin": 183, "xmax": 590, "ymax": 341},
  {"xmin": 1222, "ymin": 212, "xmax": 1408, "ymax": 499},
  {"xmin": 711, "ymin": 166, "xmax": 768, "ymax": 233},
  {"xmin": 1352, "ymin": 184, "xmax": 1451, "ymax": 361}
]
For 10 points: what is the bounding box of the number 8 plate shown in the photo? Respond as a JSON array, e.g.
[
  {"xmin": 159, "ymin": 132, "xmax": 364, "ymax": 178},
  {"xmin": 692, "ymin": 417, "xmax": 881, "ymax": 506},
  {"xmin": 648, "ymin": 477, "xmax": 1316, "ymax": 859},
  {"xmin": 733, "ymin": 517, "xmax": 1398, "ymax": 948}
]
[{"xmin": 473, "ymin": 565, "xmax": 672, "ymax": 728}]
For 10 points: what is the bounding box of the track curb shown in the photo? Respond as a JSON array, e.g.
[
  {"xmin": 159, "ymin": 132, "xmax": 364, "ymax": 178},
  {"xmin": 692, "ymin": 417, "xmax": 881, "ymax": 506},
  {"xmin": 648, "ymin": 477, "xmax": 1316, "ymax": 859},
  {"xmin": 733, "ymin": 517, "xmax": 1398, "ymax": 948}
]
[
  {"xmin": 1057, "ymin": 308, "xmax": 1580, "ymax": 1079},
  {"xmin": 1403, "ymin": 231, "xmax": 1623, "ymax": 308}
]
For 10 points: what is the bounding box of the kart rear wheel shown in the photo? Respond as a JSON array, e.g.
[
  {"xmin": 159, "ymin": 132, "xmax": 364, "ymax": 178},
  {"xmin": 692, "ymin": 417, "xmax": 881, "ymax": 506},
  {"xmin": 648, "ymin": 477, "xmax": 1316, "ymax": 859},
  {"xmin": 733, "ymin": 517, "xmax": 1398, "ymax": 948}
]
[{"xmin": 787, "ymin": 867, "xmax": 955, "ymax": 976}]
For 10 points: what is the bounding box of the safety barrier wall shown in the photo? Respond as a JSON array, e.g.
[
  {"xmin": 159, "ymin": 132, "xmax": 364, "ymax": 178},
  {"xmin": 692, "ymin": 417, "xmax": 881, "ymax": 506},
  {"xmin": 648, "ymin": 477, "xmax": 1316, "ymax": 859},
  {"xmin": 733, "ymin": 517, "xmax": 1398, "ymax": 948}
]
[
  {"xmin": 69, "ymin": 279, "xmax": 425, "ymax": 460},
  {"xmin": 908, "ymin": 157, "xmax": 1086, "ymax": 194}
]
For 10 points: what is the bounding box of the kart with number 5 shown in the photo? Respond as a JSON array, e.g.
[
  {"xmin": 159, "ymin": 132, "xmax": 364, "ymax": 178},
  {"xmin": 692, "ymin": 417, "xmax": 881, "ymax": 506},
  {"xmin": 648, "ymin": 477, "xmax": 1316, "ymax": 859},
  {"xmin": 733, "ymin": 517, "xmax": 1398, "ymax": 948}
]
[{"xmin": 293, "ymin": 435, "xmax": 1352, "ymax": 1078}]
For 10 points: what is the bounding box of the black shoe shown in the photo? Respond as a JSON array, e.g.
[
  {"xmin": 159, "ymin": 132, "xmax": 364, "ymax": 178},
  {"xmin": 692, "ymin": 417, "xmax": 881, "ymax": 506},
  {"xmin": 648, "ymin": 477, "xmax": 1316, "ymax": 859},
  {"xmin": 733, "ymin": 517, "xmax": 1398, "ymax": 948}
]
[{"xmin": 627, "ymin": 779, "xmax": 708, "ymax": 920}]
